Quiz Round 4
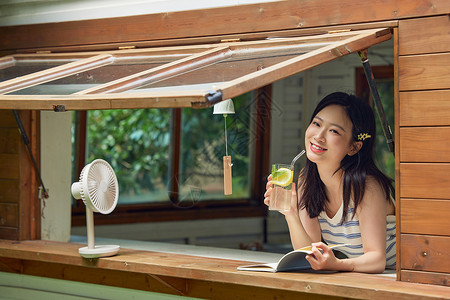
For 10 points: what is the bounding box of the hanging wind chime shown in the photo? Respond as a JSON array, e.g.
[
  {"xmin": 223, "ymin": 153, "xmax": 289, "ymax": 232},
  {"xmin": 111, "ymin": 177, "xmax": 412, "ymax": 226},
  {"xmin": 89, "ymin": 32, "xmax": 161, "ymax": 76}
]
[{"xmin": 213, "ymin": 99, "xmax": 235, "ymax": 195}]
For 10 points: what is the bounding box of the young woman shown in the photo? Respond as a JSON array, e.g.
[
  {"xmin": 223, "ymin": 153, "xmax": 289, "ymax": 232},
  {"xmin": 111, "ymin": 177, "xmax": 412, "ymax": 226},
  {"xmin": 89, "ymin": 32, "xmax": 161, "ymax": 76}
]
[{"xmin": 264, "ymin": 92, "xmax": 396, "ymax": 273}]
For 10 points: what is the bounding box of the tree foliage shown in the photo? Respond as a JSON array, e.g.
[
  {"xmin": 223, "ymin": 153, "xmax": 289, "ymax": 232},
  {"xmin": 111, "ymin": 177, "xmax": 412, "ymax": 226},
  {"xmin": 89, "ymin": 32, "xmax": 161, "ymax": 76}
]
[{"xmin": 87, "ymin": 108, "xmax": 171, "ymax": 195}]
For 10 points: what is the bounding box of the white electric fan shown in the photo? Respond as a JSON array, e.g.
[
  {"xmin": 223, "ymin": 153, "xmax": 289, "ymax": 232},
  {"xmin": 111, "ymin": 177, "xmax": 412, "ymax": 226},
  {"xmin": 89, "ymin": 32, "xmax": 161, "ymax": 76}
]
[{"xmin": 71, "ymin": 159, "xmax": 120, "ymax": 258}]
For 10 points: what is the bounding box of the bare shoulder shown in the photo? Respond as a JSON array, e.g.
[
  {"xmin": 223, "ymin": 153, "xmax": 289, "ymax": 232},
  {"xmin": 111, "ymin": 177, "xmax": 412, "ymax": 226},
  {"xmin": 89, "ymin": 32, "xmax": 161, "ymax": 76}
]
[
  {"xmin": 364, "ymin": 176, "xmax": 388, "ymax": 199},
  {"xmin": 360, "ymin": 175, "xmax": 394, "ymax": 215}
]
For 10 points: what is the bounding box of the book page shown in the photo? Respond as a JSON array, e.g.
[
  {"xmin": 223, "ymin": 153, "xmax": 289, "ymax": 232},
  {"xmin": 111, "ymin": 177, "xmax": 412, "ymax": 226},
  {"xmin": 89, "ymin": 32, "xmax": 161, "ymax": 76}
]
[
  {"xmin": 237, "ymin": 244, "xmax": 347, "ymax": 272},
  {"xmin": 236, "ymin": 262, "xmax": 278, "ymax": 272}
]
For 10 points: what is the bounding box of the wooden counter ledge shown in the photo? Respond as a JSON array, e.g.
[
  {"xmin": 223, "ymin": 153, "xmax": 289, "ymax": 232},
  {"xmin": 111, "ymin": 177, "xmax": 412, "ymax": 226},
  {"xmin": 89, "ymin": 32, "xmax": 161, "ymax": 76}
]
[{"xmin": 0, "ymin": 240, "xmax": 448, "ymax": 300}]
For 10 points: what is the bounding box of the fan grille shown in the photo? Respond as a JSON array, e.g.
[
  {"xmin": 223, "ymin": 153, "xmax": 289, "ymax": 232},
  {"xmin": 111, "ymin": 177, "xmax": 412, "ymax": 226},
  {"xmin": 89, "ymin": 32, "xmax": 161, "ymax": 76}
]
[{"xmin": 80, "ymin": 160, "xmax": 118, "ymax": 214}]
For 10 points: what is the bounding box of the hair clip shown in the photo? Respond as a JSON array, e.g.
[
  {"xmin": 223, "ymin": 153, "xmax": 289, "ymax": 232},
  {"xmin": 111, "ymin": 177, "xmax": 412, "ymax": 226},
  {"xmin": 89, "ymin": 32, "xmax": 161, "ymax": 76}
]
[{"xmin": 357, "ymin": 133, "xmax": 372, "ymax": 141}]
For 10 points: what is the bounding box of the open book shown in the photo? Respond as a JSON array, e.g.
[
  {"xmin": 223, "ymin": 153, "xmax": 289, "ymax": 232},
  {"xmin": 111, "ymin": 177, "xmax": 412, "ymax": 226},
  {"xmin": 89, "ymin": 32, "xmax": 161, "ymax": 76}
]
[{"xmin": 237, "ymin": 244, "xmax": 346, "ymax": 273}]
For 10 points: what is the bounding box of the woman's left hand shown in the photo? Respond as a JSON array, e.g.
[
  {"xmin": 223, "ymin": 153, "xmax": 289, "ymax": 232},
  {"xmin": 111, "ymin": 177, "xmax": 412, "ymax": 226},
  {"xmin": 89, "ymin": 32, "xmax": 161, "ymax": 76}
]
[{"xmin": 305, "ymin": 242, "xmax": 339, "ymax": 270}]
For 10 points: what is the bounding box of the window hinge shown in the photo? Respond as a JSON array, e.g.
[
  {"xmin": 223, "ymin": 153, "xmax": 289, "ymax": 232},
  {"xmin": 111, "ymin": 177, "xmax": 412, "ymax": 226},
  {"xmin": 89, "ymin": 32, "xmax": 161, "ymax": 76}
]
[
  {"xmin": 118, "ymin": 45, "xmax": 136, "ymax": 50},
  {"xmin": 327, "ymin": 29, "xmax": 352, "ymax": 34},
  {"xmin": 220, "ymin": 38, "xmax": 240, "ymax": 43}
]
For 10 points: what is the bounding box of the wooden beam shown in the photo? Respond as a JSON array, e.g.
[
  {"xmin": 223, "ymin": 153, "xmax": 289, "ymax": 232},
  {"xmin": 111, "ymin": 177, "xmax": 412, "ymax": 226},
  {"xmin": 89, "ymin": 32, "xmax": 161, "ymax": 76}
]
[
  {"xmin": 0, "ymin": 0, "xmax": 447, "ymax": 51},
  {"xmin": 0, "ymin": 91, "xmax": 207, "ymax": 111}
]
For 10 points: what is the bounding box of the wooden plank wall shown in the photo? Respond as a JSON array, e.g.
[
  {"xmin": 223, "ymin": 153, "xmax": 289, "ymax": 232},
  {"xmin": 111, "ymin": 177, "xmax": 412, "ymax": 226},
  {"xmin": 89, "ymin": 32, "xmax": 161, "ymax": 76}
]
[
  {"xmin": 0, "ymin": 111, "xmax": 20, "ymax": 239},
  {"xmin": 398, "ymin": 15, "xmax": 450, "ymax": 286},
  {"xmin": 0, "ymin": 110, "xmax": 40, "ymax": 240}
]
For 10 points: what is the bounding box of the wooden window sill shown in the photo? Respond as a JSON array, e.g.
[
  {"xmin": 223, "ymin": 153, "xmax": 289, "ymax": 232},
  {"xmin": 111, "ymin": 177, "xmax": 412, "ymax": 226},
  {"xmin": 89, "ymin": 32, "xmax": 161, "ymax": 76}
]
[{"xmin": 0, "ymin": 240, "xmax": 447, "ymax": 299}]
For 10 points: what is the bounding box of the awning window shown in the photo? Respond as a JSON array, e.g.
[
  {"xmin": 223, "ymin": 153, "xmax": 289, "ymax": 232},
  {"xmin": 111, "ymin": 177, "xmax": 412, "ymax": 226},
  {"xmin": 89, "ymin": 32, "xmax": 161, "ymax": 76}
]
[{"xmin": 0, "ymin": 28, "xmax": 391, "ymax": 111}]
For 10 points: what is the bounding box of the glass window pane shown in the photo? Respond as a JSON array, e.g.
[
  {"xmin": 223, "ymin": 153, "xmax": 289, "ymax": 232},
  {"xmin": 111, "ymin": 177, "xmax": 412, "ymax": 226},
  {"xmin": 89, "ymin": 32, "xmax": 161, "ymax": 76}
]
[
  {"xmin": 0, "ymin": 60, "xmax": 64, "ymax": 82},
  {"xmin": 86, "ymin": 108, "xmax": 171, "ymax": 204},
  {"xmin": 131, "ymin": 41, "xmax": 330, "ymax": 92},
  {"xmin": 178, "ymin": 92, "xmax": 252, "ymax": 202},
  {"xmin": 9, "ymin": 53, "xmax": 193, "ymax": 95}
]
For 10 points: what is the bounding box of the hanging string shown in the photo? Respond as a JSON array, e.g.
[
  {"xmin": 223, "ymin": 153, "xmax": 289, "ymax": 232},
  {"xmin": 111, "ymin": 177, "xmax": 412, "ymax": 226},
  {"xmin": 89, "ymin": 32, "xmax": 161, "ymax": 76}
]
[{"xmin": 224, "ymin": 115, "xmax": 228, "ymax": 156}]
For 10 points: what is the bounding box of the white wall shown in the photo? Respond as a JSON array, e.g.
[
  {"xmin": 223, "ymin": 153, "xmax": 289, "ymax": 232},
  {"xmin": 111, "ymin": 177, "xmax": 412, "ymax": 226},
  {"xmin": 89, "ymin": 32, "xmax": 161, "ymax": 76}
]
[{"xmin": 40, "ymin": 111, "xmax": 72, "ymax": 242}]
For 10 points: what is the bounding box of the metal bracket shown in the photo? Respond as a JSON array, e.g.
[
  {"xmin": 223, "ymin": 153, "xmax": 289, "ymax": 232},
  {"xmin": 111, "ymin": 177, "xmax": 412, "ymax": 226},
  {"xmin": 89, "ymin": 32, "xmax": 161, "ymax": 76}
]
[
  {"xmin": 206, "ymin": 90, "xmax": 223, "ymax": 106},
  {"xmin": 53, "ymin": 105, "xmax": 66, "ymax": 112},
  {"xmin": 358, "ymin": 49, "xmax": 395, "ymax": 154}
]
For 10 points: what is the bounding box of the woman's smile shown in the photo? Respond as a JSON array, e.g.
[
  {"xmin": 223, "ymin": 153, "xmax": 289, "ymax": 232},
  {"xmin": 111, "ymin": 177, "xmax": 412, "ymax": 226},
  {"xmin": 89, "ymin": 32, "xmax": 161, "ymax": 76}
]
[{"xmin": 310, "ymin": 142, "xmax": 327, "ymax": 153}]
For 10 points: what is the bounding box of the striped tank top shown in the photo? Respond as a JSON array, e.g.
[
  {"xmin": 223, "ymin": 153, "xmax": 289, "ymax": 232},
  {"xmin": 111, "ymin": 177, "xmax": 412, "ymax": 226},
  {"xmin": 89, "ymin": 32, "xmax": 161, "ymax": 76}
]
[{"xmin": 318, "ymin": 200, "xmax": 396, "ymax": 269}]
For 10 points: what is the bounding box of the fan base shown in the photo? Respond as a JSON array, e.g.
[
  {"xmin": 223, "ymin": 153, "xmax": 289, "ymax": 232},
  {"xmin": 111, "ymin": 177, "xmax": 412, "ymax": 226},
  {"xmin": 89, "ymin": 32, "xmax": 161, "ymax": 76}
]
[{"xmin": 79, "ymin": 245, "xmax": 120, "ymax": 258}]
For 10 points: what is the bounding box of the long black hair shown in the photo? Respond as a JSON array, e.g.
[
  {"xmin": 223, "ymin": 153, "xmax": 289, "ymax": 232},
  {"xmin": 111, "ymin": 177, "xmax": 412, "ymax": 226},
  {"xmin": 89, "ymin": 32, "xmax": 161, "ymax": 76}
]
[{"xmin": 298, "ymin": 92, "xmax": 394, "ymax": 223}]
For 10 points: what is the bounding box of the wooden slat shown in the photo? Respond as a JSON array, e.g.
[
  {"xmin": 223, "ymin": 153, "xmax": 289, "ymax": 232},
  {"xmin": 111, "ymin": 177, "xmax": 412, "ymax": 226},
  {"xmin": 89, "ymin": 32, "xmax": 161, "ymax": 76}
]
[
  {"xmin": 0, "ymin": 92, "xmax": 206, "ymax": 111},
  {"xmin": 0, "ymin": 154, "xmax": 19, "ymax": 179},
  {"xmin": 399, "ymin": 15, "xmax": 450, "ymax": 56},
  {"xmin": 0, "ymin": 228, "xmax": 18, "ymax": 240},
  {"xmin": 0, "ymin": 203, "xmax": 19, "ymax": 227},
  {"xmin": 401, "ymin": 270, "xmax": 450, "ymax": 287},
  {"xmin": 400, "ymin": 127, "xmax": 450, "ymax": 162},
  {"xmin": 0, "ymin": 128, "xmax": 20, "ymax": 154},
  {"xmin": 0, "ymin": 180, "xmax": 20, "ymax": 204},
  {"xmin": 401, "ymin": 234, "xmax": 450, "ymax": 273},
  {"xmin": 393, "ymin": 26, "xmax": 401, "ymax": 281},
  {"xmin": 0, "ymin": 0, "xmax": 448, "ymax": 51},
  {"xmin": 17, "ymin": 110, "xmax": 40, "ymax": 241},
  {"xmin": 1, "ymin": 240, "xmax": 450, "ymax": 300},
  {"xmin": 399, "ymin": 90, "xmax": 450, "ymax": 127},
  {"xmin": 400, "ymin": 163, "xmax": 450, "ymax": 199},
  {"xmin": 399, "ymin": 53, "xmax": 450, "ymax": 91},
  {"xmin": 0, "ymin": 110, "xmax": 16, "ymax": 127},
  {"xmin": 401, "ymin": 199, "xmax": 450, "ymax": 236},
  {"xmin": 0, "ymin": 56, "xmax": 15, "ymax": 70}
]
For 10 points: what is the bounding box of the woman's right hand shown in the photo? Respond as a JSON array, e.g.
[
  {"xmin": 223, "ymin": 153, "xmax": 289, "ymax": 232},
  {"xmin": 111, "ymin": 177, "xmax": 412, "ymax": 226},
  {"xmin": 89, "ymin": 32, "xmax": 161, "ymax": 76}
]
[
  {"xmin": 263, "ymin": 174, "xmax": 273, "ymax": 207},
  {"xmin": 264, "ymin": 174, "xmax": 299, "ymax": 217}
]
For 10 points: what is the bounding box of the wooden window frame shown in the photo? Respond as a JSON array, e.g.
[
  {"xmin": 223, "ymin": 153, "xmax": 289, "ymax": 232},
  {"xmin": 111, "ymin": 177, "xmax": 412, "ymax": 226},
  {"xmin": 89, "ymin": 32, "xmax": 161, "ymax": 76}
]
[{"xmin": 0, "ymin": 28, "xmax": 392, "ymax": 111}]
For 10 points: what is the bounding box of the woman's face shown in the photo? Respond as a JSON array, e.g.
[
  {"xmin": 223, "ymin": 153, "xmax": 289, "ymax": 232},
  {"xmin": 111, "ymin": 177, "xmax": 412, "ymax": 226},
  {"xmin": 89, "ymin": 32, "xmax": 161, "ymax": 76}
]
[{"xmin": 305, "ymin": 104, "xmax": 357, "ymax": 167}]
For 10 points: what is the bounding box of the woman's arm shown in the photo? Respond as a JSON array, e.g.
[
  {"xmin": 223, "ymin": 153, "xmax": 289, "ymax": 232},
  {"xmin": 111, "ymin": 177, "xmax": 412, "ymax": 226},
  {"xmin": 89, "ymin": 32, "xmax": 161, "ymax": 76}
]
[
  {"xmin": 351, "ymin": 177, "xmax": 389, "ymax": 273},
  {"xmin": 286, "ymin": 188, "xmax": 322, "ymax": 248},
  {"xmin": 306, "ymin": 177, "xmax": 389, "ymax": 273}
]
